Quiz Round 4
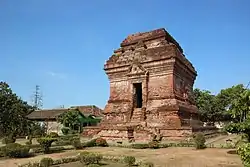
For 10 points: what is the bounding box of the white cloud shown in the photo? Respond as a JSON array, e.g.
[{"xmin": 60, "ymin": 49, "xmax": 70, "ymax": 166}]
[{"xmin": 47, "ymin": 71, "xmax": 67, "ymax": 79}]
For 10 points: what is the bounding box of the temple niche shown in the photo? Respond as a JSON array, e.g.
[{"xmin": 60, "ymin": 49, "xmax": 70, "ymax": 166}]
[{"xmin": 89, "ymin": 28, "xmax": 211, "ymax": 141}]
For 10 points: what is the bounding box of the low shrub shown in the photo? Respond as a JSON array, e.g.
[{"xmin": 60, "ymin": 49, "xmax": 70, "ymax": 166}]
[
  {"xmin": 61, "ymin": 127, "xmax": 70, "ymax": 135},
  {"xmin": 2, "ymin": 143, "xmax": 30, "ymax": 158},
  {"xmin": 131, "ymin": 143, "xmax": 149, "ymax": 149},
  {"xmin": 71, "ymin": 137, "xmax": 83, "ymax": 149},
  {"xmin": 158, "ymin": 143, "xmax": 169, "ymax": 148},
  {"xmin": 193, "ymin": 133, "xmax": 206, "ymax": 149},
  {"xmin": 237, "ymin": 143, "xmax": 250, "ymax": 167},
  {"xmin": 140, "ymin": 162, "xmax": 154, "ymax": 167},
  {"xmin": 79, "ymin": 151, "xmax": 103, "ymax": 165},
  {"xmin": 87, "ymin": 164, "xmax": 101, "ymax": 167},
  {"xmin": 25, "ymin": 141, "xmax": 32, "ymax": 146},
  {"xmin": 95, "ymin": 138, "xmax": 108, "ymax": 147},
  {"xmin": 123, "ymin": 156, "xmax": 136, "ymax": 166},
  {"xmin": 40, "ymin": 157, "xmax": 53, "ymax": 167},
  {"xmin": 61, "ymin": 156, "xmax": 80, "ymax": 163},
  {"xmin": 83, "ymin": 139, "xmax": 97, "ymax": 147},
  {"xmin": 32, "ymin": 146, "xmax": 67, "ymax": 154},
  {"xmin": 47, "ymin": 132, "xmax": 59, "ymax": 138},
  {"xmin": 2, "ymin": 136, "xmax": 16, "ymax": 144},
  {"xmin": 37, "ymin": 137, "xmax": 57, "ymax": 154},
  {"xmin": 18, "ymin": 162, "xmax": 40, "ymax": 167},
  {"xmin": 56, "ymin": 134, "xmax": 78, "ymax": 146},
  {"xmin": 148, "ymin": 141, "xmax": 159, "ymax": 149}
]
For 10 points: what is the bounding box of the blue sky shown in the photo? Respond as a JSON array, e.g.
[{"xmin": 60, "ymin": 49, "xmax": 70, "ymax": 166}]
[{"xmin": 0, "ymin": 0, "xmax": 250, "ymax": 109}]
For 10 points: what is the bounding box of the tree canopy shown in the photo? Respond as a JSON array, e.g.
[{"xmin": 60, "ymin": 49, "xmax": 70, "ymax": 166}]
[
  {"xmin": 0, "ymin": 82, "xmax": 35, "ymax": 137},
  {"xmin": 193, "ymin": 84, "xmax": 248, "ymax": 123},
  {"xmin": 57, "ymin": 109, "xmax": 82, "ymax": 130}
]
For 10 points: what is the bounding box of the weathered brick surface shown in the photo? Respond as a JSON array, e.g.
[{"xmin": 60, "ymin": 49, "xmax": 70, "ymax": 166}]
[{"xmin": 83, "ymin": 28, "xmax": 205, "ymax": 141}]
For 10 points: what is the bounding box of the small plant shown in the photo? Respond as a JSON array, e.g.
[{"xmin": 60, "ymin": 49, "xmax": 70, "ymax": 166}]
[
  {"xmin": 2, "ymin": 136, "xmax": 16, "ymax": 144},
  {"xmin": 237, "ymin": 143, "xmax": 250, "ymax": 167},
  {"xmin": 61, "ymin": 156, "xmax": 80, "ymax": 163},
  {"xmin": 140, "ymin": 162, "xmax": 154, "ymax": 167},
  {"xmin": 148, "ymin": 141, "xmax": 159, "ymax": 149},
  {"xmin": 40, "ymin": 157, "xmax": 53, "ymax": 167},
  {"xmin": 48, "ymin": 132, "xmax": 59, "ymax": 138},
  {"xmin": 83, "ymin": 139, "xmax": 97, "ymax": 147},
  {"xmin": 2, "ymin": 143, "xmax": 30, "ymax": 158},
  {"xmin": 95, "ymin": 138, "xmax": 108, "ymax": 147},
  {"xmin": 71, "ymin": 137, "xmax": 82, "ymax": 149},
  {"xmin": 37, "ymin": 137, "xmax": 57, "ymax": 154},
  {"xmin": 61, "ymin": 127, "xmax": 70, "ymax": 135},
  {"xmin": 193, "ymin": 133, "xmax": 206, "ymax": 149},
  {"xmin": 20, "ymin": 162, "xmax": 40, "ymax": 167},
  {"xmin": 131, "ymin": 143, "xmax": 149, "ymax": 149},
  {"xmin": 124, "ymin": 156, "xmax": 136, "ymax": 166},
  {"xmin": 87, "ymin": 164, "xmax": 101, "ymax": 167},
  {"xmin": 80, "ymin": 151, "xmax": 103, "ymax": 165}
]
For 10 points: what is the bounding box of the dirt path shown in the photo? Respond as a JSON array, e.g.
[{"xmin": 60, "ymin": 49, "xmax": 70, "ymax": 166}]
[
  {"xmin": 206, "ymin": 134, "xmax": 240, "ymax": 146},
  {"xmin": 0, "ymin": 147, "xmax": 243, "ymax": 167}
]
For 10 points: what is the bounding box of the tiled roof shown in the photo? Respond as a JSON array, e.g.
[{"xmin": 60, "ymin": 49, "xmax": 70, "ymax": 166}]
[
  {"xmin": 27, "ymin": 108, "xmax": 68, "ymax": 120},
  {"xmin": 71, "ymin": 105, "xmax": 103, "ymax": 117},
  {"xmin": 27, "ymin": 105, "xmax": 103, "ymax": 120}
]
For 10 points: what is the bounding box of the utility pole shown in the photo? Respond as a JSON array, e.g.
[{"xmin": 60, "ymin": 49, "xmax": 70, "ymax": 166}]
[
  {"xmin": 246, "ymin": 81, "xmax": 250, "ymax": 89},
  {"xmin": 31, "ymin": 85, "xmax": 47, "ymax": 133},
  {"xmin": 31, "ymin": 85, "xmax": 43, "ymax": 110}
]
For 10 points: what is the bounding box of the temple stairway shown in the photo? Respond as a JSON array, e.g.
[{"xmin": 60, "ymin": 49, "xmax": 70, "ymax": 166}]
[{"xmin": 130, "ymin": 108, "xmax": 143, "ymax": 123}]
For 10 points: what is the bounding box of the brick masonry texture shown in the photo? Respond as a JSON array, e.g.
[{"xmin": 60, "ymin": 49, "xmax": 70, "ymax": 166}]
[{"xmin": 83, "ymin": 28, "xmax": 215, "ymax": 141}]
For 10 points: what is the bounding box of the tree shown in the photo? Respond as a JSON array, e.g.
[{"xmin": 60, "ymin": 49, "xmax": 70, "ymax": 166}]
[
  {"xmin": 193, "ymin": 88, "xmax": 225, "ymax": 123},
  {"xmin": 225, "ymin": 89, "xmax": 250, "ymax": 142},
  {"xmin": 0, "ymin": 82, "xmax": 35, "ymax": 137},
  {"xmin": 57, "ymin": 110, "xmax": 81, "ymax": 131},
  {"xmin": 217, "ymin": 84, "xmax": 246, "ymax": 111}
]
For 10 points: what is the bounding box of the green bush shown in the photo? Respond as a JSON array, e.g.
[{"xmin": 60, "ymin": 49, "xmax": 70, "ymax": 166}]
[
  {"xmin": 87, "ymin": 164, "xmax": 101, "ymax": 167},
  {"xmin": 140, "ymin": 162, "xmax": 154, "ymax": 167},
  {"xmin": 61, "ymin": 127, "xmax": 70, "ymax": 135},
  {"xmin": 123, "ymin": 156, "xmax": 136, "ymax": 166},
  {"xmin": 95, "ymin": 138, "xmax": 108, "ymax": 147},
  {"xmin": 80, "ymin": 151, "xmax": 103, "ymax": 165},
  {"xmin": 83, "ymin": 139, "xmax": 97, "ymax": 147},
  {"xmin": 2, "ymin": 136, "xmax": 16, "ymax": 144},
  {"xmin": 2, "ymin": 143, "xmax": 30, "ymax": 158},
  {"xmin": 25, "ymin": 141, "xmax": 32, "ymax": 145},
  {"xmin": 32, "ymin": 146, "xmax": 66, "ymax": 154},
  {"xmin": 61, "ymin": 156, "xmax": 80, "ymax": 163},
  {"xmin": 56, "ymin": 134, "xmax": 78, "ymax": 146},
  {"xmin": 40, "ymin": 157, "xmax": 53, "ymax": 167},
  {"xmin": 193, "ymin": 133, "xmax": 206, "ymax": 149},
  {"xmin": 48, "ymin": 132, "xmax": 59, "ymax": 138},
  {"xmin": 237, "ymin": 143, "xmax": 250, "ymax": 167},
  {"xmin": 71, "ymin": 137, "xmax": 83, "ymax": 149},
  {"xmin": 148, "ymin": 141, "xmax": 159, "ymax": 149},
  {"xmin": 20, "ymin": 162, "xmax": 40, "ymax": 167},
  {"xmin": 131, "ymin": 143, "xmax": 149, "ymax": 149},
  {"xmin": 37, "ymin": 137, "xmax": 57, "ymax": 154}
]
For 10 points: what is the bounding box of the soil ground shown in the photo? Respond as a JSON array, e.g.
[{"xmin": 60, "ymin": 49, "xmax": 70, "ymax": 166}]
[
  {"xmin": 0, "ymin": 134, "xmax": 243, "ymax": 167},
  {"xmin": 85, "ymin": 147, "xmax": 242, "ymax": 167}
]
